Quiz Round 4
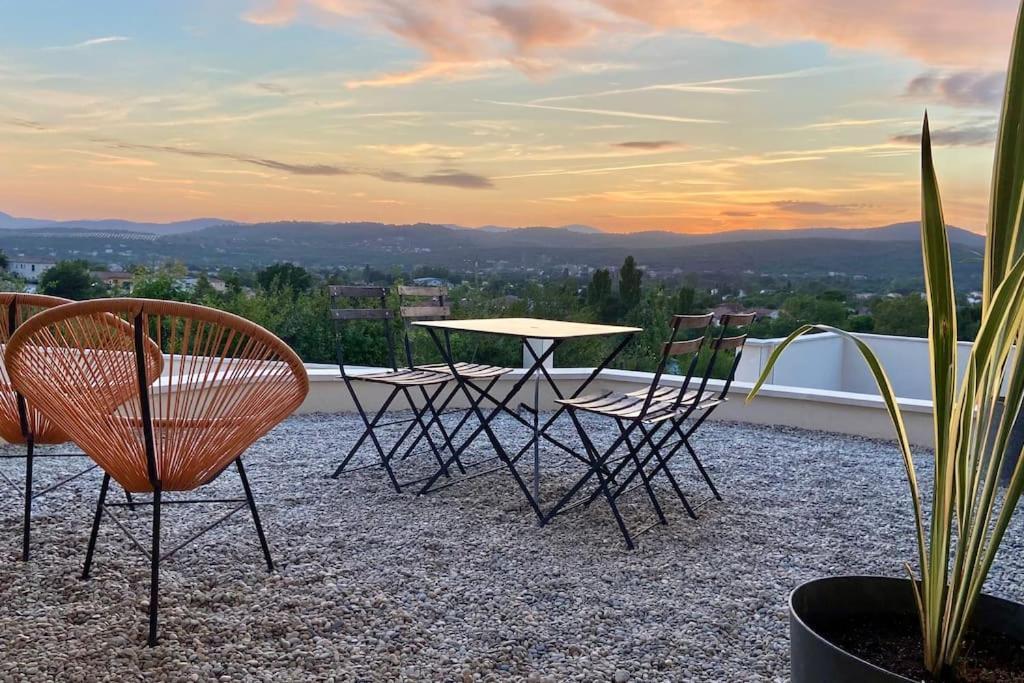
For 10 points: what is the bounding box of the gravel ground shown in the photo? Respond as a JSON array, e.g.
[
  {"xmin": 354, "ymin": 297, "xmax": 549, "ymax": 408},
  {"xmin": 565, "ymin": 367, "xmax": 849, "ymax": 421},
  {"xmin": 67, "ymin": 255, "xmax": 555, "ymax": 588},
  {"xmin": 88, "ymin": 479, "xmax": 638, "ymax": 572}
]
[{"xmin": 1, "ymin": 411, "xmax": 1023, "ymax": 682}]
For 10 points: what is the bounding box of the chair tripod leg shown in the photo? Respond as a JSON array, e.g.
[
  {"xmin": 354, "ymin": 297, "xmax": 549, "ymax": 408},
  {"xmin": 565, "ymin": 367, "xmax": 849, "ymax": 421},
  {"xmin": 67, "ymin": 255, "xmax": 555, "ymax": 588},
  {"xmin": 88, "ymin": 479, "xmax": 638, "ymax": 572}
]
[
  {"xmin": 617, "ymin": 421, "xmax": 667, "ymax": 526},
  {"xmin": 683, "ymin": 437, "xmax": 722, "ymax": 501},
  {"xmin": 125, "ymin": 491, "xmax": 136, "ymax": 511},
  {"xmin": 148, "ymin": 486, "xmax": 161, "ymax": 647},
  {"xmin": 566, "ymin": 411, "xmax": 634, "ymax": 550},
  {"xmin": 236, "ymin": 458, "xmax": 274, "ymax": 572},
  {"xmin": 82, "ymin": 473, "xmax": 110, "ymax": 579},
  {"xmin": 21, "ymin": 437, "xmax": 34, "ymax": 561}
]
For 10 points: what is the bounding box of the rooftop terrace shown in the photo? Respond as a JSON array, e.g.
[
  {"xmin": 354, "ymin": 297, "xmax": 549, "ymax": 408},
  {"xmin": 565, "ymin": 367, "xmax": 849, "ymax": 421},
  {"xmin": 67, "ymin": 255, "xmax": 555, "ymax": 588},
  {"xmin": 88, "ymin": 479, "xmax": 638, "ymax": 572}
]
[{"xmin": 4, "ymin": 411, "xmax": 1023, "ymax": 681}]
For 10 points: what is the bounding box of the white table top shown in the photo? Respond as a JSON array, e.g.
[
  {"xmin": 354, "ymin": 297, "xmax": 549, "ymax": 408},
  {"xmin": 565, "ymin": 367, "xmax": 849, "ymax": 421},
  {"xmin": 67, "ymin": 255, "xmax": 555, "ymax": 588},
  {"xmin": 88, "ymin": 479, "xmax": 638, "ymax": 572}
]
[{"xmin": 412, "ymin": 317, "xmax": 641, "ymax": 339}]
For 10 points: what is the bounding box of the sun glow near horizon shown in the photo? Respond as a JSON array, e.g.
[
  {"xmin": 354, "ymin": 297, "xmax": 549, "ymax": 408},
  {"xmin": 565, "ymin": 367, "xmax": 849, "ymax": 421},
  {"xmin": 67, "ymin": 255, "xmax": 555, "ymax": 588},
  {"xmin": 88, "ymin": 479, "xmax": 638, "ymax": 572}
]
[{"xmin": 0, "ymin": 1, "xmax": 1014, "ymax": 234}]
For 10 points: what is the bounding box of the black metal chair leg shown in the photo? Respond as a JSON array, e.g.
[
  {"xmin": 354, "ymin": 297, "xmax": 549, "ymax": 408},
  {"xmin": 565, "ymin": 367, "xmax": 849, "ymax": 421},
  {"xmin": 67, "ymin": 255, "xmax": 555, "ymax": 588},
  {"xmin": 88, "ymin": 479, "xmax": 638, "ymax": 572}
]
[
  {"xmin": 648, "ymin": 442, "xmax": 697, "ymax": 519},
  {"xmin": 125, "ymin": 490, "xmax": 136, "ymax": 511},
  {"xmin": 617, "ymin": 421, "xmax": 667, "ymax": 525},
  {"xmin": 403, "ymin": 386, "xmax": 453, "ymax": 478},
  {"xmin": 683, "ymin": 436, "xmax": 722, "ymax": 501},
  {"xmin": 570, "ymin": 411, "xmax": 634, "ymax": 550},
  {"xmin": 82, "ymin": 473, "xmax": 111, "ymax": 579},
  {"xmin": 148, "ymin": 486, "xmax": 161, "ymax": 647},
  {"xmin": 236, "ymin": 458, "xmax": 274, "ymax": 572},
  {"xmin": 21, "ymin": 437, "xmax": 34, "ymax": 561},
  {"xmin": 331, "ymin": 386, "xmax": 399, "ymax": 481}
]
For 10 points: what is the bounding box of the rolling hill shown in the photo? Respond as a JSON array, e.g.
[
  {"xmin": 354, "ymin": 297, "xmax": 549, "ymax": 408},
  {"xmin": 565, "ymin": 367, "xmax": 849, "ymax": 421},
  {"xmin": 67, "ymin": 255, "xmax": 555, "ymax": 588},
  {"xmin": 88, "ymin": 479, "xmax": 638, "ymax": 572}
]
[{"xmin": 0, "ymin": 217, "xmax": 985, "ymax": 287}]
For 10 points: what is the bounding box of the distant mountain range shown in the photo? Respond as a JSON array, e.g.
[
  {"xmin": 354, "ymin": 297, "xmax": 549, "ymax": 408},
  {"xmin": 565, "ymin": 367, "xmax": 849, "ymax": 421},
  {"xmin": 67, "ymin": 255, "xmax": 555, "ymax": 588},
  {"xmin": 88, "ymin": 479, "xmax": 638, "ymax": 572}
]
[
  {"xmin": 0, "ymin": 212, "xmax": 985, "ymax": 286},
  {"xmin": 0, "ymin": 211, "xmax": 239, "ymax": 235},
  {"xmin": 0, "ymin": 210, "xmax": 986, "ymax": 248}
]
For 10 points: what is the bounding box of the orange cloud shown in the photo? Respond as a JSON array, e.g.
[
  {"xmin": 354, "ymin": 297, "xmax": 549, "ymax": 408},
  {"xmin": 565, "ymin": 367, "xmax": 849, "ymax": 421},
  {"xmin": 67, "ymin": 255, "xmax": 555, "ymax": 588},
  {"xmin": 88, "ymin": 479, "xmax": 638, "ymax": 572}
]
[
  {"xmin": 595, "ymin": 0, "xmax": 1014, "ymax": 69},
  {"xmin": 244, "ymin": 0, "xmax": 1017, "ymax": 87}
]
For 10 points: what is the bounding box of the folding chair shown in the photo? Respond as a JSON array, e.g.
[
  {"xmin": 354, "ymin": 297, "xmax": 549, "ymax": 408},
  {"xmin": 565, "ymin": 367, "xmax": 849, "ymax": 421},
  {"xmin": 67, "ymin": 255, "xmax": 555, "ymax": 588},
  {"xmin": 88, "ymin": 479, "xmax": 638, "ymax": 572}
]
[
  {"xmin": 609, "ymin": 312, "xmax": 756, "ymax": 509},
  {"xmin": 327, "ymin": 286, "xmax": 458, "ymax": 492},
  {"xmin": 0, "ymin": 293, "xmax": 153, "ymax": 560},
  {"xmin": 544, "ymin": 312, "xmax": 754, "ymax": 549},
  {"xmin": 398, "ymin": 285, "xmax": 513, "ymax": 462}
]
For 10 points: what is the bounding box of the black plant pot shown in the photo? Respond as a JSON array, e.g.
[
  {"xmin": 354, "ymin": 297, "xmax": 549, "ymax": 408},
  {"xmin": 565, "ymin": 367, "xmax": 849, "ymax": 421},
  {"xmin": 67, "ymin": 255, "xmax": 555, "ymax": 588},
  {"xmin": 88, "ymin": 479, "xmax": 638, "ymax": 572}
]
[{"xmin": 790, "ymin": 576, "xmax": 1024, "ymax": 682}]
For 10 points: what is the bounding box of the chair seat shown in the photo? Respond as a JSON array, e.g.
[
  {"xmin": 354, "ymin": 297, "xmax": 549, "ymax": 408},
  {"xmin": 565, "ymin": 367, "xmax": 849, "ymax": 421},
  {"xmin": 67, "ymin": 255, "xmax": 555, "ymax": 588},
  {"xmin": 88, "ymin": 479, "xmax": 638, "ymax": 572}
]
[
  {"xmin": 558, "ymin": 390, "xmax": 723, "ymax": 423},
  {"xmin": 352, "ymin": 368, "xmax": 451, "ymax": 387},
  {"xmin": 415, "ymin": 362, "xmax": 512, "ymax": 380}
]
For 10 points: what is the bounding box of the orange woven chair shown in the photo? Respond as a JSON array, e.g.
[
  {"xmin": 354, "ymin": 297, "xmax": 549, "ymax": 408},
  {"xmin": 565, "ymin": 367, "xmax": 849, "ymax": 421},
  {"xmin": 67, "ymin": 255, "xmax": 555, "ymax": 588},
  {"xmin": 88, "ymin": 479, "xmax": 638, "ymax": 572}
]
[
  {"xmin": 5, "ymin": 298, "xmax": 309, "ymax": 646},
  {"xmin": 0, "ymin": 293, "xmax": 156, "ymax": 560},
  {"xmin": 0, "ymin": 292, "xmax": 71, "ymax": 559}
]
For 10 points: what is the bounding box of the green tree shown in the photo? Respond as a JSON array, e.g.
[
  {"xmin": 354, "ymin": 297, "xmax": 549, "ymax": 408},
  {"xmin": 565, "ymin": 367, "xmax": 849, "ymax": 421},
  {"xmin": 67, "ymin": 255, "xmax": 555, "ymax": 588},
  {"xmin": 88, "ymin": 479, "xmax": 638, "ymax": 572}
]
[
  {"xmin": 619, "ymin": 255, "xmax": 642, "ymax": 312},
  {"xmin": 871, "ymin": 295, "xmax": 929, "ymax": 337},
  {"xmin": 673, "ymin": 286, "xmax": 699, "ymax": 315},
  {"xmin": 130, "ymin": 265, "xmax": 189, "ymax": 301},
  {"xmin": 0, "ymin": 249, "xmax": 8, "ymax": 271},
  {"xmin": 780, "ymin": 294, "xmax": 848, "ymax": 327},
  {"xmin": 38, "ymin": 260, "xmax": 100, "ymax": 300},
  {"xmin": 257, "ymin": 263, "xmax": 312, "ymax": 295},
  {"xmin": 587, "ymin": 268, "xmax": 617, "ymax": 322}
]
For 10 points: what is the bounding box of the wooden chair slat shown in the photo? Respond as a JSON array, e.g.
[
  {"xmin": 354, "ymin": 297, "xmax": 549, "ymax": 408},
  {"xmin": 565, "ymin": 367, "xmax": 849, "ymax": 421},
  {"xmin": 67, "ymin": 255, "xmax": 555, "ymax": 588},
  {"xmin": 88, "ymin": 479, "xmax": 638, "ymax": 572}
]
[
  {"xmin": 397, "ymin": 285, "xmax": 446, "ymax": 297},
  {"xmin": 400, "ymin": 305, "xmax": 450, "ymax": 320},
  {"xmin": 715, "ymin": 334, "xmax": 748, "ymax": 351},
  {"xmin": 672, "ymin": 313, "xmax": 713, "ymax": 329},
  {"xmin": 720, "ymin": 312, "xmax": 756, "ymax": 326},
  {"xmin": 328, "ymin": 285, "xmax": 389, "ymax": 298},
  {"xmin": 331, "ymin": 308, "xmax": 392, "ymax": 320},
  {"xmin": 664, "ymin": 338, "xmax": 703, "ymax": 356}
]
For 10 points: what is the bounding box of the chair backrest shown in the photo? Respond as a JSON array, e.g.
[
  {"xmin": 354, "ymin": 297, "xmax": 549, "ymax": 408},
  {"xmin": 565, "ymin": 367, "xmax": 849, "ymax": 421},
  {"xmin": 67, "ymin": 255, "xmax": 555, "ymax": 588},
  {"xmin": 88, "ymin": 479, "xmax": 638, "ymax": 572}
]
[
  {"xmin": 5, "ymin": 299, "xmax": 308, "ymax": 493},
  {"xmin": 710, "ymin": 312, "xmax": 756, "ymax": 397},
  {"xmin": 327, "ymin": 285, "xmax": 397, "ymax": 373},
  {"xmin": 639, "ymin": 313, "xmax": 715, "ymax": 415},
  {"xmin": 652, "ymin": 311, "xmax": 755, "ymax": 417},
  {"xmin": 397, "ymin": 285, "xmax": 449, "ymax": 365},
  {"xmin": 397, "ymin": 285, "xmax": 449, "ymax": 321},
  {"xmin": 0, "ymin": 293, "xmax": 71, "ymax": 444}
]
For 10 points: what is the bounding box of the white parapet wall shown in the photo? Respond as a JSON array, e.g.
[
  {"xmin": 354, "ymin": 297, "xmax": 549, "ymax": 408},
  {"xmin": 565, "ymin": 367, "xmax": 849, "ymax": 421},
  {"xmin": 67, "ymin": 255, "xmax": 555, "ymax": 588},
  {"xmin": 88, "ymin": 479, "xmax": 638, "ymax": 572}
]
[
  {"xmin": 140, "ymin": 333, "xmax": 941, "ymax": 448},
  {"xmin": 298, "ymin": 364, "xmax": 936, "ymax": 447},
  {"xmin": 736, "ymin": 331, "xmax": 969, "ymax": 402}
]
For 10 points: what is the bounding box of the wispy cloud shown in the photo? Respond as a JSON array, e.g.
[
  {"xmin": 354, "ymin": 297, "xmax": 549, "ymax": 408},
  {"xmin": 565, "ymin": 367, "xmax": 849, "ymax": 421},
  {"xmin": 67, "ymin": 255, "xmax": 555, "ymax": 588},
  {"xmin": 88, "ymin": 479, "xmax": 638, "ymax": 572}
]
[
  {"xmin": 531, "ymin": 66, "xmax": 840, "ymax": 104},
  {"xmin": 64, "ymin": 149, "xmax": 157, "ymax": 167},
  {"xmin": 45, "ymin": 36, "xmax": 130, "ymax": 51},
  {"xmin": 612, "ymin": 140, "xmax": 683, "ymax": 150},
  {"xmin": 99, "ymin": 139, "xmax": 494, "ymax": 188},
  {"xmin": 795, "ymin": 117, "xmax": 909, "ymax": 130},
  {"xmin": 905, "ymin": 70, "xmax": 1004, "ymax": 108},
  {"xmin": 890, "ymin": 120, "xmax": 997, "ymax": 147},
  {"xmin": 482, "ymin": 100, "xmax": 720, "ymax": 124},
  {"xmin": 346, "ymin": 61, "xmax": 499, "ymax": 89},
  {"xmin": 5, "ymin": 117, "xmax": 48, "ymax": 130},
  {"xmin": 770, "ymin": 200, "xmax": 861, "ymax": 215}
]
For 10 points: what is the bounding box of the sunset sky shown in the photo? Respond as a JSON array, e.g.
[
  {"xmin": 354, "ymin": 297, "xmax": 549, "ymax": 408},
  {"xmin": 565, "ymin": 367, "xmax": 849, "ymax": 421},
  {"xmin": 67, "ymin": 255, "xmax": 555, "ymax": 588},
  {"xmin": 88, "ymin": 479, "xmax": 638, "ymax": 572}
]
[{"xmin": 0, "ymin": 1, "xmax": 1016, "ymax": 234}]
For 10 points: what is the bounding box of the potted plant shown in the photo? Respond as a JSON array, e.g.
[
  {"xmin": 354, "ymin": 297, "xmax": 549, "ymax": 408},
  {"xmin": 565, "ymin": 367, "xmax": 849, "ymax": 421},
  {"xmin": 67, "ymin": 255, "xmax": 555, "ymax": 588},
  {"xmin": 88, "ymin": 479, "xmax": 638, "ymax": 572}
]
[{"xmin": 747, "ymin": 3, "xmax": 1024, "ymax": 680}]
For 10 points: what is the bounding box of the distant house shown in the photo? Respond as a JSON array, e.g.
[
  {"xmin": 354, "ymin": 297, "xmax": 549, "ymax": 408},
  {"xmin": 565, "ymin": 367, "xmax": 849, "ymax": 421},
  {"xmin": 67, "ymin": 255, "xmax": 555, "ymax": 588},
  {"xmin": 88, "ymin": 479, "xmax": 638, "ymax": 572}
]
[
  {"xmin": 93, "ymin": 271, "xmax": 134, "ymax": 291},
  {"xmin": 178, "ymin": 276, "xmax": 227, "ymax": 293},
  {"xmin": 8, "ymin": 259, "xmax": 55, "ymax": 283},
  {"xmin": 412, "ymin": 277, "xmax": 450, "ymax": 288}
]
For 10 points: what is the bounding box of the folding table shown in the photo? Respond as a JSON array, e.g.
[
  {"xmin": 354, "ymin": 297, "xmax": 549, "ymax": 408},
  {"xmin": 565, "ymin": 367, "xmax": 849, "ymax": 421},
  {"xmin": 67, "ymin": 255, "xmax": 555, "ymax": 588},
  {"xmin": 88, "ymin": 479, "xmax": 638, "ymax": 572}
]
[{"xmin": 412, "ymin": 317, "xmax": 640, "ymax": 520}]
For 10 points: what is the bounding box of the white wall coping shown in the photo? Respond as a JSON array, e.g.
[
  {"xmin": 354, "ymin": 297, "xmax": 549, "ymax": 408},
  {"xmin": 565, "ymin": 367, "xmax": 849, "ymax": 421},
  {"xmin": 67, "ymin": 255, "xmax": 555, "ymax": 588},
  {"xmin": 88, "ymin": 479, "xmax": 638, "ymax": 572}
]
[{"xmin": 304, "ymin": 364, "xmax": 933, "ymax": 415}]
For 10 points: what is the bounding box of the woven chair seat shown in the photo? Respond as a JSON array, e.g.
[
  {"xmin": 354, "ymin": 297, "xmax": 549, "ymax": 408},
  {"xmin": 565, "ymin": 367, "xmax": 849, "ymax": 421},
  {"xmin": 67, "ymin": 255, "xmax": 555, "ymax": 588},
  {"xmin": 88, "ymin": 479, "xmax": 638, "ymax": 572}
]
[
  {"xmin": 0, "ymin": 293, "xmax": 160, "ymax": 445},
  {"xmin": 5, "ymin": 298, "xmax": 307, "ymax": 493}
]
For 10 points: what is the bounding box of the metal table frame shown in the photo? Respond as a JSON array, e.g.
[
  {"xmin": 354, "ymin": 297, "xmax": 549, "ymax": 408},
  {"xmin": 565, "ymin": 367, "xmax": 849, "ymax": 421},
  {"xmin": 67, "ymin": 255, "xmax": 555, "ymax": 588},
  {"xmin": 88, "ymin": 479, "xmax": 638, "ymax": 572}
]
[{"xmin": 412, "ymin": 318, "xmax": 639, "ymax": 520}]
